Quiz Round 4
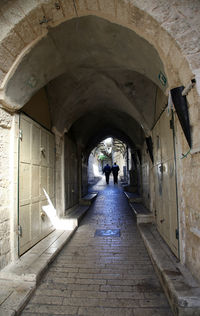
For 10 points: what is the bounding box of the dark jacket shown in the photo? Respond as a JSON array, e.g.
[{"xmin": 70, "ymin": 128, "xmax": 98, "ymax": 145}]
[
  {"xmin": 103, "ymin": 165, "xmax": 111, "ymax": 174},
  {"xmin": 111, "ymin": 164, "xmax": 119, "ymax": 175}
]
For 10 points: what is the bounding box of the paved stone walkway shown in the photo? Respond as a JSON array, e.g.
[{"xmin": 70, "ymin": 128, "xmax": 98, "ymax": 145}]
[{"xmin": 21, "ymin": 179, "xmax": 172, "ymax": 316}]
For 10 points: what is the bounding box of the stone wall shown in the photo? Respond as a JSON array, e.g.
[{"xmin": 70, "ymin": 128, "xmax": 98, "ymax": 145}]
[
  {"xmin": 0, "ymin": 108, "xmax": 17, "ymax": 269},
  {"xmin": 64, "ymin": 132, "xmax": 79, "ymax": 211},
  {"xmin": 174, "ymin": 88, "xmax": 200, "ymax": 281}
]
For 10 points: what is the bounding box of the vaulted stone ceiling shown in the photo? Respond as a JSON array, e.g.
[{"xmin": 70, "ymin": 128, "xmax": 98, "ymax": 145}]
[{"xmin": 14, "ymin": 15, "xmax": 167, "ymax": 149}]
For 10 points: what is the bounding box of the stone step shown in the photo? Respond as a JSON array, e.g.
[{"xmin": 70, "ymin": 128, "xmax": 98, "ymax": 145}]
[
  {"xmin": 80, "ymin": 193, "xmax": 98, "ymax": 205},
  {"xmin": 122, "ymin": 184, "xmax": 138, "ymax": 193},
  {"xmin": 139, "ymin": 223, "xmax": 200, "ymax": 316},
  {"xmin": 65, "ymin": 205, "xmax": 90, "ymax": 225},
  {"xmin": 124, "ymin": 191, "xmax": 142, "ymax": 203},
  {"xmin": 129, "ymin": 202, "xmax": 154, "ymax": 224}
]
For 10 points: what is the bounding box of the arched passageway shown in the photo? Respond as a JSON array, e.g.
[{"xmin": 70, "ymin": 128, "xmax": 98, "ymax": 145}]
[{"xmin": 0, "ymin": 2, "xmax": 200, "ymax": 306}]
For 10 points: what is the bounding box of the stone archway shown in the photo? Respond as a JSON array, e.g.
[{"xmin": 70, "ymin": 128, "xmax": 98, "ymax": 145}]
[{"xmin": 0, "ymin": 0, "xmax": 199, "ymax": 111}]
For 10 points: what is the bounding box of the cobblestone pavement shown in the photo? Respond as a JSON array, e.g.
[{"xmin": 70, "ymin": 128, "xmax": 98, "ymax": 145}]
[{"xmin": 21, "ymin": 179, "xmax": 173, "ymax": 316}]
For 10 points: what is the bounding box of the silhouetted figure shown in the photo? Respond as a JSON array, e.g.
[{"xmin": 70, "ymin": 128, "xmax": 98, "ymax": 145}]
[
  {"xmin": 112, "ymin": 162, "xmax": 120, "ymax": 184},
  {"xmin": 103, "ymin": 163, "xmax": 111, "ymax": 184}
]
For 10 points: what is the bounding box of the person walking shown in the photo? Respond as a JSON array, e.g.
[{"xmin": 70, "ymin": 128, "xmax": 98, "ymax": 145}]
[
  {"xmin": 111, "ymin": 162, "xmax": 120, "ymax": 184},
  {"xmin": 103, "ymin": 163, "xmax": 111, "ymax": 184}
]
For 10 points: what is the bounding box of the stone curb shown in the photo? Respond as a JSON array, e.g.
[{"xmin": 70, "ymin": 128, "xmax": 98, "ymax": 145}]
[
  {"xmin": 0, "ymin": 205, "xmax": 92, "ymax": 315},
  {"xmin": 138, "ymin": 223, "xmax": 200, "ymax": 316}
]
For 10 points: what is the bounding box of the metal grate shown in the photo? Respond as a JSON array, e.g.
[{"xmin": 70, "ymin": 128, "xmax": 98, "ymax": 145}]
[{"xmin": 94, "ymin": 229, "xmax": 121, "ymax": 237}]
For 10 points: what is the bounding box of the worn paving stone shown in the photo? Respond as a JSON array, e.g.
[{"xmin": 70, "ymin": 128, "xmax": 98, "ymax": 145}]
[{"xmin": 21, "ymin": 180, "xmax": 172, "ymax": 315}]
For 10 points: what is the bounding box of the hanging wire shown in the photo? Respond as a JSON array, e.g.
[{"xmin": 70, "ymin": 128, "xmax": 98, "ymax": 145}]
[{"xmin": 181, "ymin": 149, "xmax": 190, "ymax": 159}]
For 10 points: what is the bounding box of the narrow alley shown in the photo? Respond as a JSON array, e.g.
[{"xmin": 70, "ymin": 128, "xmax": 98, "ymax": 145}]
[
  {"xmin": 21, "ymin": 179, "xmax": 172, "ymax": 316},
  {"xmin": 0, "ymin": 2, "xmax": 200, "ymax": 315}
]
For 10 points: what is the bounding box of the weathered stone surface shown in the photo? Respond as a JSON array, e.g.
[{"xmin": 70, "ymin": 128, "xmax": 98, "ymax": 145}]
[
  {"xmin": 0, "ymin": 14, "xmax": 11, "ymax": 42},
  {"xmin": 42, "ymin": 0, "xmax": 65, "ymax": 26},
  {"xmin": 0, "ymin": 221, "xmax": 10, "ymax": 237},
  {"xmin": 17, "ymin": 0, "xmax": 39, "ymax": 15},
  {"xmin": 98, "ymin": 0, "xmax": 116, "ymax": 16},
  {"xmin": 0, "ymin": 69, "xmax": 5, "ymax": 86},
  {"xmin": 86, "ymin": 0, "xmax": 99, "ymax": 11},
  {"xmin": 14, "ymin": 18, "xmax": 37, "ymax": 44},
  {"xmin": 0, "ymin": 237, "xmax": 10, "ymax": 255},
  {"xmin": 75, "ymin": 0, "xmax": 87, "ymax": 12},
  {"xmin": 0, "ymin": 208, "xmax": 9, "ymax": 224},
  {"xmin": 177, "ymin": 31, "xmax": 200, "ymax": 55},
  {"xmin": 0, "ymin": 45, "xmax": 15, "ymax": 72},
  {"xmin": 116, "ymin": 0, "xmax": 129, "ymax": 24},
  {"xmin": 0, "ymin": 252, "xmax": 11, "ymax": 271},
  {"xmin": 0, "ymin": 109, "xmax": 12, "ymax": 129},
  {"xmin": 1, "ymin": 30, "xmax": 25, "ymax": 58},
  {"xmin": 25, "ymin": 6, "xmax": 48, "ymax": 37},
  {"xmin": 61, "ymin": 0, "xmax": 76, "ymax": 17},
  {"xmin": 1, "ymin": 2, "xmax": 25, "ymax": 27}
]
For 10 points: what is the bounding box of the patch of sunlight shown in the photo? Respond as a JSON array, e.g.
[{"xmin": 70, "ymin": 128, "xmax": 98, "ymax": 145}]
[
  {"xmin": 42, "ymin": 188, "xmax": 76, "ymax": 230},
  {"xmin": 93, "ymin": 163, "xmax": 101, "ymax": 176},
  {"xmin": 104, "ymin": 137, "xmax": 112, "ymax": 145}
]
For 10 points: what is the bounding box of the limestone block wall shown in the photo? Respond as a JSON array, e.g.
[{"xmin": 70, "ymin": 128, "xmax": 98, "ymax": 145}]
[
  {"xmin": 0, "ymin": 110, "xmax": 11, "ymax": 269},
  {"xmin": 0, "ymin": 108, "xmax": 18, "ymax": 269},
  {"xmin": 174, "ymin": 88, "xmax": 200, "ymax": 281},
  {"xmin": 88, "ymin": 152, "xmax": 96, "ymax": 182},
  {"xmin": 64, "ymin": 133, "xmax": 79, "ymax": 211}
]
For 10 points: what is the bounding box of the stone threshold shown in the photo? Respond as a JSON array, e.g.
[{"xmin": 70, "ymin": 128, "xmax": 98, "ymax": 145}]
[
  {"xmin": 0, "ymin": 202, "xmax": 94, "ymax": 316},
  {"xmin": 139, "ymin": 223, "xmax": 200, "ymax": 316}
]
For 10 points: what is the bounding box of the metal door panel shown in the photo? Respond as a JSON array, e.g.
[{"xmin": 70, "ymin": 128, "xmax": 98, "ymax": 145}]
[
  {"xmin": 20, "ymin": 119, "xmax": 31, "ymax": 163},
  {"xmin": 19, "ymin": 114, "xmax": 55, "ymax": 255},
  {"xmin": 49, "ymin": 136, "xmax": 54, "ymax": 167},
  {"xmin": 31, "ymin": 165, "xmax": 40, "ymax": 203},
  {"xmin": 153, "ymin": 111, "xmax": 178, "ymax": 257},
  {"xmin": 48, "ymin": 167, "xmax": 54, "ymax": 198},
  {"xmin": 41, "ymin": 131, "xmax": 47, "ymax": 167},
  {"xmin": 19, "ymin": 164, "xmax": 31, "ymax": 205},
  {"xmin": 160, "ymin": 113, "xmax": 174, "ymax": 161},
  {"xmin": 40, "ymin": 166, "xmax": 47, "ymax": 192},
  {"xmin": 40, "ymin": 200, "xmax": 52, "ymax": 235},
  {"xmin": 32, "ymin": 124, "xmax": 40, "ymax": 165},
  {"xmin": 19, "ymin": 204, "xmax": 31, "ymax": 253},
  {"xmin": 170, "ymin": 201, "xmax": 178, "ymax": 253},
  {"xmin": 153, "ymin": 121, "xmax": 161, "ymax": 165},
  {"xmin": 31, "ymin": 202, "xmax": 40, "ymax": 239}
]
